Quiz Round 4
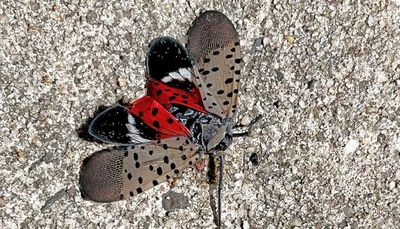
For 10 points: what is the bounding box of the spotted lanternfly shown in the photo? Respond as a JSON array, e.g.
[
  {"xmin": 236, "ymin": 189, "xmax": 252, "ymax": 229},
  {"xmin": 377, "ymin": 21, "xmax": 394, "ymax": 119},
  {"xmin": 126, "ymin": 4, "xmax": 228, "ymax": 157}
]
[{"xmin": 80, "ymin": 10, "xmax": 241, "ymax": 224}]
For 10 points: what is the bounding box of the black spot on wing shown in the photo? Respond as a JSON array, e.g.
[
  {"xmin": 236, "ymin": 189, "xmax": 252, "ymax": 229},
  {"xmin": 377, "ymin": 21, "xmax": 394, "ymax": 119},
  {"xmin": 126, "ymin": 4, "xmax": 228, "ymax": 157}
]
[
  {"xmin": 157, "ymin": 167, "xmax": 163, "ymax": 175},
  {"xmin": 225, "ymin": 78, "xmax": 233, "ymax": 84}
]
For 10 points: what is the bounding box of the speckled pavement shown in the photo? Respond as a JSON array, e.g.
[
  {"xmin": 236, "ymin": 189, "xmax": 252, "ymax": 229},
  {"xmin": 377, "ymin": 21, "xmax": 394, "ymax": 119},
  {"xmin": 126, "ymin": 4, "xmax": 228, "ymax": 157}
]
[{"xmin": 1, "ymin": 1, "xmax": 400, "ymax": 228}]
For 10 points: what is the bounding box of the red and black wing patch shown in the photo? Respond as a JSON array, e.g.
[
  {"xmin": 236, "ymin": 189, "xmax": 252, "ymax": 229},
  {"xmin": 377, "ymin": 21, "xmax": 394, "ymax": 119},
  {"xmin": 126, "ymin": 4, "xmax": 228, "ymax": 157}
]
[
  {"xmin": 128, "ymin": 96, "xmax": 190, "ymax": 138},
  {"xmin": 146, "ymin": 80, "xmax": 206, "ymax": 113},
  {"xmin": 146, "ymin": 37, "xmax": 207, "ymax": 114},
  {"xmin": 89, "ymin": 97, "xmax": 190, "ymax": 145}
]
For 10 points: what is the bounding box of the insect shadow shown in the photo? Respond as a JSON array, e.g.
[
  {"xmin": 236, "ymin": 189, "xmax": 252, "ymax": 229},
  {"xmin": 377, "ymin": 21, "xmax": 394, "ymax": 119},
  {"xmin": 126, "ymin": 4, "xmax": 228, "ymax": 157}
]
[{"xmin": 76, "ymin": 105, "xmax": 110, "ymax": 143}]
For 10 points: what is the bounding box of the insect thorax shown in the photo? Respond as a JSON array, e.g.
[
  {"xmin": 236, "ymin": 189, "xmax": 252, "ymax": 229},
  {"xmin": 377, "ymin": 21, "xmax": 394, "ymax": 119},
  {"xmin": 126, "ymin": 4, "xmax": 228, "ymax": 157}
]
[{"xmin": 169, "ymin": 105, "xmax": 233, "ymax": 152}]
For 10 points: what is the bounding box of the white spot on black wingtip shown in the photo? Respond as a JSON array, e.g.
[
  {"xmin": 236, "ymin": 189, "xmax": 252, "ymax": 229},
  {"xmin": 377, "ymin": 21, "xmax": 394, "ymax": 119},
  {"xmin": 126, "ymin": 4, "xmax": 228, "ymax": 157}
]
[
  {"xmin": 125, "ymin": 123, "xmax": 150, "ymax": 144},
  {"xmin": 128, "ymin": 114, "xmax": 135, "ymax": 124},
  {"xmin": 178, "ymin": 68, "xmax": 192, "ymax": 82},
  {"xmin": 169, "ymin": 72, "xmax": 185, "ymax": 81},
  {"xmin": 161, "ymin": 68, "xmax": 192, "ymax": 83},
  {"xmin": 161, "ymin": 76, "xmax": 173, "ymax": 83}
]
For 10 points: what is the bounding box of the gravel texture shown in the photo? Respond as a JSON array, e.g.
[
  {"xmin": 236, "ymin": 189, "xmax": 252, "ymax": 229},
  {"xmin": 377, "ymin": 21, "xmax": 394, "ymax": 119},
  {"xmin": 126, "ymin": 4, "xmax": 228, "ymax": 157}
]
[{"xmin": 1, "ymin": 0, "xmax": 400, "ymax": 228}]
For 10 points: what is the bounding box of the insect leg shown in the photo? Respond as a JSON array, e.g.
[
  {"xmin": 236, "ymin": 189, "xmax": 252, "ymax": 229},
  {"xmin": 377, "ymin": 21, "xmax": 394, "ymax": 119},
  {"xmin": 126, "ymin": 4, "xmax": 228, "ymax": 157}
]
[{"xmin": 232, "ymin": 114, "xmax": 261, "ymax": 137}]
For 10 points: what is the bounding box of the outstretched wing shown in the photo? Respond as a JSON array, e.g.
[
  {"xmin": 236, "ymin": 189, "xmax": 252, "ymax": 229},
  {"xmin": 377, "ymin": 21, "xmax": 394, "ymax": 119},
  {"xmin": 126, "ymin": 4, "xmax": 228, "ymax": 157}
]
[
  {"xmin": 146, "ymin": 80, "xmax": 206, "ymax": 113},
  {"xmin": 88, "ymin": 105, "xmax": 153, "ymax": 145},
  {"xmin": 146, "ymin": 36, "xmax": 195, "ymax": 93},
  {"xmin": 80, "ymin": 136, "xmax": 200, "ymax": 202},
  {"xmin": 89, "ymin": 97, "xmax": 190, "ymax": 145},
  {"xmin": 128, "ymin": 96, "xmax": 191, "ymax": 137},
  {"xmin": 146, "ymin": 37, "xmax": 206, "ymax": 113},
  {"xmin": 187, "ymin": 11, "xmax": 241, "ymax": 118}
]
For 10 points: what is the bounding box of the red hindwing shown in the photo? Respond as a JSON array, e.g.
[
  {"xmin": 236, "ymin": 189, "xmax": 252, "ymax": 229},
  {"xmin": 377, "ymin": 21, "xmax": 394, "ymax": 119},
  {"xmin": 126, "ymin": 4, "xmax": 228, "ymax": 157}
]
[
  {"xmin": 146, "ymin": 79, "xmax": 207, "ymax": 113},
  {"xmin": 128, "ymin": 96, "xmax": 190, "ymax": 138}
]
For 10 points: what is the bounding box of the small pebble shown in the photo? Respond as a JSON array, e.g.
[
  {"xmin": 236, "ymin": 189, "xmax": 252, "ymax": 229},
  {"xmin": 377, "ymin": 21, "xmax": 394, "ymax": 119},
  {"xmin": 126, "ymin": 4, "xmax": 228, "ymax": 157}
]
[
  {"xmin": 246, "ymin": 147, "xmax": 256, "ymax": 153},
  {"xmin": 31, "ymin": 137, "xmax": 42, "ymax": 147},
  {"xmin": 242, "ymin": 220, "xmax": 250, "ymax": 229},
  {"xmin": 117, "ymin": 77, "xmax": 127, "ymax": 88},
  {"xmin": 344, "ymin": 139, "xmax": 359, "ymax": 154},
  {"xmin": 389, "ymin": 181, "xmax": 396, "ymax": 190},
  {"xmin": 291, "ymin": 216, "xmax": 302, "ymax": 227},
  {"xmin": 298, "ymin": 99, "xmax": 305, "ymax": 108},
  {"xmin": 162, "ymin": 191, "xmax": 190, "ymax": 211},
  {"xmin": 241, "ymin": 115, "xmax": 251, "ymax": 126},
  {"xmin": 66, "ymin": 187, "xmax": 76, "ymax": 197},
  {"xmin": 59, "ymin": 84, "xmax": 68, "ymax": 94},
  {"xmin": 248, "ymin": 173, "xmax": 257, "ymax": 181},
  {"xmin": 0, "ymin": 197, "xmax": 6, "ymax": 207},
  {"xmin": 42, "ymin": 75, "xmax": 54, "ymax": 84},
  {"xmin": 285, "ymin": 35, "xmax": 295, "ymax": 44},
  {"xmin": 45, "ymin": 117, "xmax": 53, "ymax": 125}
]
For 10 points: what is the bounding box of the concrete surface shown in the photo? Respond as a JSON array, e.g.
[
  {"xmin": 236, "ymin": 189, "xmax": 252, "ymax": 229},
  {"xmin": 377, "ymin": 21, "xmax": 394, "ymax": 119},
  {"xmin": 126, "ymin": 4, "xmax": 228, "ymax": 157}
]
[{"xmin": 1, "ymin": 0, "xmax": 400, "ymax": 228}]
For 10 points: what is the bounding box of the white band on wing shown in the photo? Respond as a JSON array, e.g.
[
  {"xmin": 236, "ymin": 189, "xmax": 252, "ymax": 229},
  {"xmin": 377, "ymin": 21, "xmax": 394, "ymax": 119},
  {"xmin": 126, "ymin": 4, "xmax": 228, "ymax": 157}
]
[
  {"xmin": 161, "ymin": 68, "xmax": 192, "ymax": 83},
  {"xmin": 126, "ymin": 114, "xmax": 150, "ymax": 144}
]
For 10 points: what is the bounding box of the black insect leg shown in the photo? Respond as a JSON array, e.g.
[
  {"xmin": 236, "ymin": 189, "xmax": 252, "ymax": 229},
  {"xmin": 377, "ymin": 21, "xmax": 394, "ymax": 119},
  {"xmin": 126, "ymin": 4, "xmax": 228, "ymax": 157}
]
[
  {"xmin": 232, "ymin": 114, "xmax": 261, "ymax": 137},
  {"xmin": 232, "ymin": 131, "xmax": 250, "ymax": 138}
]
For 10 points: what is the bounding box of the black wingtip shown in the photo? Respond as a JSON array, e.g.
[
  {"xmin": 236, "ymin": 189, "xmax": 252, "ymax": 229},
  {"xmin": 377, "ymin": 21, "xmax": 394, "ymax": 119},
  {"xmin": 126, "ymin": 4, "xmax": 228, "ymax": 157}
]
[
  {"xmin": 146, "ymin": 37, "xmax": 192, "ymax": 79},
  {"xmin": 88, "ymin": 105, "xmax": 133, "ymax": 145},
  {"xmin": 146, "ymin": 37, "xmax": 195, "ymax": 92}
]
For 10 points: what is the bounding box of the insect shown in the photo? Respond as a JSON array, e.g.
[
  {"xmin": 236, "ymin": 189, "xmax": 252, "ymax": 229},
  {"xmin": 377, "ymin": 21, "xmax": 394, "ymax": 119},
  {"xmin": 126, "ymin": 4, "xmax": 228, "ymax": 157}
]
[{"xmin": 80, "ymin": 10, "xmax": 241, "ymax": 226}]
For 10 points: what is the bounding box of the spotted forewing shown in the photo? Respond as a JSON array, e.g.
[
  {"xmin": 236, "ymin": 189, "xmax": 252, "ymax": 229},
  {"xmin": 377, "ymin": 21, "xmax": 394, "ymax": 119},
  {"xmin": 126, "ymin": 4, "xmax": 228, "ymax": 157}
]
[
  {"xmin": 188, "ymin": 11, "xmax": 240, "ymax": 118},
  {"xmin": 80, "ymin": 137, "xmax": 199, "ymax": 202}
]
